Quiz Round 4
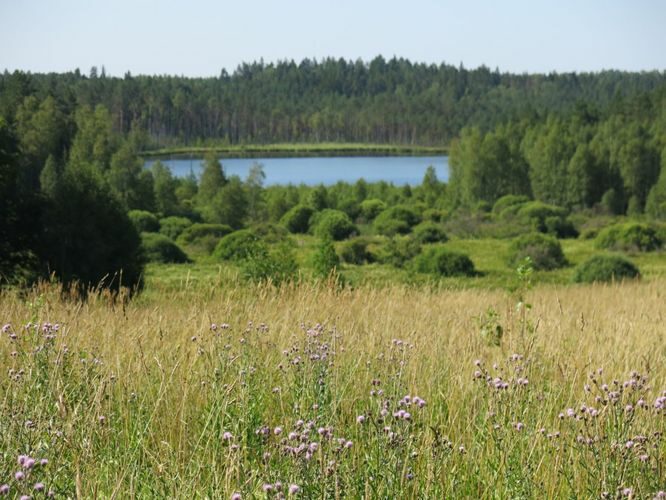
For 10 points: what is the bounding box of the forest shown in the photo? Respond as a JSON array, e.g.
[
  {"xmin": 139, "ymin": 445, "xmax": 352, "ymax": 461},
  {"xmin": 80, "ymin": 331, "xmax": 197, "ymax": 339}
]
[{"xmin": 1, "ymin": 57, "xmax": 665, "ymax": 291}]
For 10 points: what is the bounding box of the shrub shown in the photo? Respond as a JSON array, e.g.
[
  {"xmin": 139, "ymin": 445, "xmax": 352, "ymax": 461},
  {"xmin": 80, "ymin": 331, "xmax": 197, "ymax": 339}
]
[
  {"xmin": 281, "ymin": 204, "xmax": 314, "ymax": 233},
  {"xmin": 241, "ymin": 243, "xmax": 299, "ymax": 285},
  {"xmin": 338, "ymin": 237, "xmax": 374, "ymax": 265},
  {"xmin": 359, "ymin": 199, "xmax": 387, "ymax": 221},
  {"xmin": 413, "ymin": 247, "xmax": 475, "ymax": 277},
  {"xmin": 311, "ymin": 209, "xmax": 357, "ymax": 240},
  {"xmin": 251, "ymin": 222, "xmax": 292, "ymax": 244},
  {"xmin": 177, "ymin": 223, "xmax": 234, "ymax": 246},
  {"xmin": 376, "ymin": 237, "xmax": 422, "ymax": 268},
  {"xmin": 128, "ymin": 210, "xmax": 159, "ymax": 233},
  {"xmin": 413, "ymin": 222, "xmax": 448, "ymax": 243},
  {"xmin": 159, "ymin": 216, "xmax": 193, "ymax": 240},
  {"xmin": 492, "ymin": 194, "xmax": 530, "ymax": 214},
  {"xmin": 312, "ymin": 238, "xmax": 341, "ymax": 279},
  {"xmin": 212, "ymin": 230, "xmax": 263, "ymax": 261},
  {"xmin": 507, "ymin": 233, "xmax": 567, "ymax": 270},
  {"xmin": 374, "ymin": 205, "xmax": 420, "ymax": 236},
  {"xmin": 595, "ymin": 223, "xmax": 662, "ymax": 252},
  {"xmin": 337, "ymin": 198, "xmax": 361, "ymax": 220},
  {"xmin": 517, "ymin": 201, "xmax": 567, "ymax": 231},
  {"xmin": 544, "ymin": 216, "xmax": 578, "ymax": 239},
  {"xmin": 572, "ymin": 255, "xmax": 640, "ymax": 283},
  {"xmin": 422, "ymin": 208, "xmax": 448, "ymax": 222},
  {"xmin": 141, "ymin": 233, "xmax": 190, "ymax": 264}
]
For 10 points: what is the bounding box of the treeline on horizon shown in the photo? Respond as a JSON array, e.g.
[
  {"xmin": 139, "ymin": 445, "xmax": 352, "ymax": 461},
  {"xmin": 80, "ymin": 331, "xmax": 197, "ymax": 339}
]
[
  {"xmin": 1, "ymin": 57, "xmax": 666, "ymax": 293},
  {"xmin": 1, "ymin": 56, "xmax": 665, "ymax": 146}
]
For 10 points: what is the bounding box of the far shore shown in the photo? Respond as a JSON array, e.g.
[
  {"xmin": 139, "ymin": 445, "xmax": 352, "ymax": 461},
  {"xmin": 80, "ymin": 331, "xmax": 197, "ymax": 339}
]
[{"xmin": 141, "ymin": 143, "xmax": 449, "ymax": 159}]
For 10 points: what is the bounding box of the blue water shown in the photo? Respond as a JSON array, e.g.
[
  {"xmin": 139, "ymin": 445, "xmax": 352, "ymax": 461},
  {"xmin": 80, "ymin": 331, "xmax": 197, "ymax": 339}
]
[{"xmin": 144, "ymin": 155, "xmax": 449, "ymax": 186}]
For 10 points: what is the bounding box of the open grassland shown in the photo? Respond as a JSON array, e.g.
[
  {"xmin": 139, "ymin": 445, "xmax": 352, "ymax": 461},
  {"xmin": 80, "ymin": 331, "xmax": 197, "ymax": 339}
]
[{"xmin": 1, "ymin": 278, "xmax": 665, "ymax": 498}]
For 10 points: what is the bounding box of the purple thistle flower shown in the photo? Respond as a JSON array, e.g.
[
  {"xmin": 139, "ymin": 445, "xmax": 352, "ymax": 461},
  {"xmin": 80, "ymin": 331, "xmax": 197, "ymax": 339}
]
[
  {"xmin": 274, "ymin": 426, "xmax": 283, "ymax": 435},
  {"xmin": 39, "ymin": 459, "xmax": 48, "ymax": 466},
  {"xmin": 288, "ymin": 484, "xmax": 300, "ymax": 495},
  {"xmin": 0, "ymin": 484, "xmax": 9, "ymax": 495},
  {"xmin": 18, "ymin": 455, "xmax": 27, "ymax": 466},
  {"xmin": 222, "ymin": 431, "xmax": 233, "ymax": 441},
  {"xmin": 24, "ymin": 458, "xmax": 36, "ymax": 470},
  {"xmin": 622, "ymin": 487, "xmax": 632, "ymax": 497},
  {"xmin": 356, "ymin": 415, "xmax": 366, "ymax": 424},
  {"xmin": 15, "ymin": 471, "xmax": 25, "ymax": 481},
  {"xmin": 231, "ymin": 493, "xmax": 241, "ymax": 500},
  {"xmin": 34, "ymin": 483, "xmax": 45, "ymax": 492},
  {"xmin": 514, "ymin": 422, "xmax": 524, "ymax": 431},
  {"xmin": 262, "ymin": 484, "xmax": 273, "ymax": 492}
]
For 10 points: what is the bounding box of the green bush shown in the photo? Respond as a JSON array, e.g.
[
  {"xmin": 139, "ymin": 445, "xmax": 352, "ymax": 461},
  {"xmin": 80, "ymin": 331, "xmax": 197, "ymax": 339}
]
[
  {"xmin": 376, "ymin": 237, "xmax": 422, "ymax": 268},
  {"xmin": 212, "ymin": 230, "xmax": 263, "ymax": 261},
  {"xmin": 422, "ymin": 208, "xmax": 447, "ymax": 222},
  {"xmin": 241, "ymin": 243, "xmax": 299, "ymax": 285},
  {"xmin": 572, "ymin": 255, "xmax": 640, "ymax": 283},
  {"xmin": 311, "ymin": 209, "xmax": 357, "ymax": 240},
  {"xmin": 595, "ymin": 223, "xmax": 662, "ymax": 252},
  {"xmin": 413, "ymin": 221, "xmax": 448, "ymax": 243},
  {"xmin": 413, "ymin": 247, "xmax": 475, "ymax": 277},
  {"xmin": 338, "ymin": 237, "xmax": 374, "ymax": 265},
  {"xmin": 507, "ymin": 233, "xmax": 567, "ymax": 270},
  {"xmin": 492, "ymin": 194, "xmax": 530, "ymax": 214},
  {"xmin": 359, "ymin": 199, "xmax": 387, "ymax": 220},
  {"xmin": 280, "ymin": 204, "xmax": 314, "ymax": 233},
  {"xmin": 128, "ymin": 210, "xmax": 159, "ymax": 233},
  {"xmin": 159, "ymin": 216, "xmax": 193, "ymax": 241},
  {"xmin": 250, "ymin": 222, "xmax": 292, "ymax": 244},
  {"xmin": 517, "ymin": 201, "xmax": 567, "ymax": 231},
  {"xmin": 177, "ymin": 223, "xmax": 234, "ymax": 246},
  {"xmin": 312, "ymin": 238, "xmax": 341, "ymax": 279},
  {"xmin": 141, "ymin": 233, "xmax": 190, "ymax": 264},
  {"xmin": 374, "ymin": 205, "xmax": 421, "ymax": 236},
  {"xmin": 544, "ymin": 216, "xmax": 578, "ymax": 239}
]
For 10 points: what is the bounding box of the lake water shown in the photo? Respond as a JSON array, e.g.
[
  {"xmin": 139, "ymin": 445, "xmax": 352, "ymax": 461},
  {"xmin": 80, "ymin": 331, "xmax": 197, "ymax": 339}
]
[{"xmin": 144, "ymin": 155, "xmax": 449, "ymax": 186}]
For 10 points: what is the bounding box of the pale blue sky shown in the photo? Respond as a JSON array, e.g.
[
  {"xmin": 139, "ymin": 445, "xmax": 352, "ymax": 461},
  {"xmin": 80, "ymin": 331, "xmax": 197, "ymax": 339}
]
[{"xmin": 1, "ymin": 0, "xmax": 664, "ymax": 76}]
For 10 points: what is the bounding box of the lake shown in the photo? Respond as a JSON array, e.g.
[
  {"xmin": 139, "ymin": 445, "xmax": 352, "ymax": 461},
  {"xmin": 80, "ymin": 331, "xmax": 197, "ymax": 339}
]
[{"xmin": 144, "ymin": 155, "xmax": 449, "ymax": 186}]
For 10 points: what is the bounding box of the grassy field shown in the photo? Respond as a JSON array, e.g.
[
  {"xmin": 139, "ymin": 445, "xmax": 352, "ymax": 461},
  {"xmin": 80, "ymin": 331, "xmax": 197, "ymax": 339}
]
[
  {"xmin": 141, "ymin": 142, "xmax": 448, "ymax": 159},
  {"xmin": 1, "ymin": 270, "xmax": 665, "ymax": 497}
]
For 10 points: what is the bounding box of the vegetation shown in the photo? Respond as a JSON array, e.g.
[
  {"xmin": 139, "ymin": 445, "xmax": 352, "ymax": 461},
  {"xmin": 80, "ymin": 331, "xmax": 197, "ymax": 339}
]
[
  {"xmin": 141, "ymin": 233, "xmax": 190, "ymax": 264},
  {"xmin": 595, "ymin": 222, "xmax": 663, "ymax": 252},
  {"xmin": 572, "ymin": 254, "xmax": 640, "ymax": 283},
  {"xmin": 507, "ymin": 233, "xmax": 567, "ymax": 270},
  {"xmin": 413, "ymin": 246, "xmax": 476, "ymax": 277}
]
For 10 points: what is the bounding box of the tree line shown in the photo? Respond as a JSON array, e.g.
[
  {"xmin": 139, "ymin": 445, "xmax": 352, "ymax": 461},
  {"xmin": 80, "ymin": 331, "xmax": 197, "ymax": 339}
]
[{"xmin": 1, "ymin": 57, "xmax": 664, "ymax": 147}]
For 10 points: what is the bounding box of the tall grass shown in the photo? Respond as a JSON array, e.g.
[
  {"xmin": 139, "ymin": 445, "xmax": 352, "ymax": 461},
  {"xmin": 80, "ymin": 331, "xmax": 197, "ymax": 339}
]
[{"xmin": 1, "ymin": 278, "xmax": 664, "ymax": 498}]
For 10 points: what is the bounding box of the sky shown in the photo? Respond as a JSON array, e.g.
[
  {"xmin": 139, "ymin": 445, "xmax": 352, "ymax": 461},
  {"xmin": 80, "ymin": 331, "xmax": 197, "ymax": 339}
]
[{"xmin": 1, "ymin": 0, "xmax": 665, "ymax": 77}]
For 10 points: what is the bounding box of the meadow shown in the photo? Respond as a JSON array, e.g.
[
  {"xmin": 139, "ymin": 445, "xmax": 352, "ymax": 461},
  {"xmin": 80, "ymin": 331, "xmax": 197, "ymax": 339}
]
[{"xmin": 1, "ymin": 269, "xmax": 665, "ymax": 498}]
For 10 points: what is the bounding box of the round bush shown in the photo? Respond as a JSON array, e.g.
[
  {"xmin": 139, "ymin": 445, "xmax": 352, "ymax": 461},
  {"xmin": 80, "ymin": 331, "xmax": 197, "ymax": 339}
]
[
  {"xmin": 422, "ymin": 208, "xmax": 447, "ymax": 223},
  {"xmin": 159, "ymin": 216, "xmax": 193, "ymax": 241},
  {"xmin": 572, "ymin": 255, "xmax": 640, "ymax": 283},
  {"xmin": 281, "ymin": 204, "xmax": 314, "ymax": 234},
  {"xmin": 507, "ymin": 233, "xmax": 567, "ymax": 270},
  {"xmin": 251, "ymin": 222, "xmax": 292, "ymax": 244},
  {"xmin": 413, "ymin": 247, "xmax": 475, "ymax": 277},
  {"xmin": 311, "ymin": 209, "xmax": 357, "ymax": 241},
  {"xmin": 141, "ymin": 233, "xmax": 190, "ymax": 264},
  {"xmin": 359, "ymin": 199, "xmax": 387, "ymax": 221},
  {"xmin": 517, "ymin": 201, "xmax": 567, "ymax": 231},
  {"xmin": 493, "ymin": 195, "xmax": 530, "ymax": 214},
  {"xmin": 339, "ymin": 237, "xmax": 374, "ymax": 265},
  {"xmin": 374, "ymin": 205, "xmax": 421, "ymax": 236},
  {"xmin": 241, "ymin": 243, "xmax": 299, "ymax": 285},
  {"xmin": 177, "ymin": 223, "xmax": 234, "ymax": 246},
  {"xmin": 413, "ymin": 222, "xmax": 448, "ymax": 244},
  {"xmin": 595, "ymin": 223, "xmax": 662, "ymax": 252},
  {"xmin": 212, "ymin": 230, "xmax": 263, "ymax": 261},
  {"xmin": 128, "ymin": 210, "xmax": 159, "ymax": 233}
]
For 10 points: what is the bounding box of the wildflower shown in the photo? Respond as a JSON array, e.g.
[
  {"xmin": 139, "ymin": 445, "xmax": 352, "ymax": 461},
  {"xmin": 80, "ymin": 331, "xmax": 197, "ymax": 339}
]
[
  {"xmin": 262, "ymin": 484, "xmax": 273, "ymax": 492},
  {"xmin": 15, "ymin": 471, "xmax": 25, "ymax": 481},
  {"xmin": 222, "ymin": 431, "xmax": 233, "ymax": 441},
  {"xmin": 625, "ymin": 440, "xmax": 634, "ymax": 449},
  {"xmin": 458, "ymin": 445, "xmax": 466, "ymax": 454},
  {"xmin": 474, "ymin": 359, "xmax": 481, "ymax": 367},
  {"xmin": 231, "ymin": 493, "xmax": 242, "ymax": 500},
  {"xmin": 34, "ymin": 483, "xmax": 45, "ymax": 492},
  {"xmin": 345, "ymin": 440, "xmax": 353, "ymax": 449},
  {"xmin": 0, "ymin": 485, "xmax": 9, "ymax": 495},
  {"xmin": 621, "ymin": 488, "xmax": 632, "ymax": 497},
  {"xmin": 514, "ymin": 422, "xmax": 524, "ymax": 431},
  {"xmin": 566, "ymin": 408, "xmax": 575, "ymax": 418},
  {"xmin": 654, "ymin": 491, "xmax": 666, "ymax": 499},
  {"xmin": 288, "ymin": 484, "xmax": 300, "ymax": 495},
  {"xmin": 274, "ymin": 426, "xmax": 283, "ymax": 435},
  {"xmin": 98, "ymin": 415, "xmax": 106, "ymax": 425},
  {"xmin": 638, "ymin": 454, "xmax": 649, "ymax": 462},
  {"xmin": 24, "ymin": 458, "xmax": 36, "ymax": 469}
]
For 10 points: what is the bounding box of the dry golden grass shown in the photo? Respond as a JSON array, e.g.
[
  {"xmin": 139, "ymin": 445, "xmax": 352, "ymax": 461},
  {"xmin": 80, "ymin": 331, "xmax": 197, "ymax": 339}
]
[{"xmin": 1, "ymin": 279, "xmax": 664, "ymax": 497}]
